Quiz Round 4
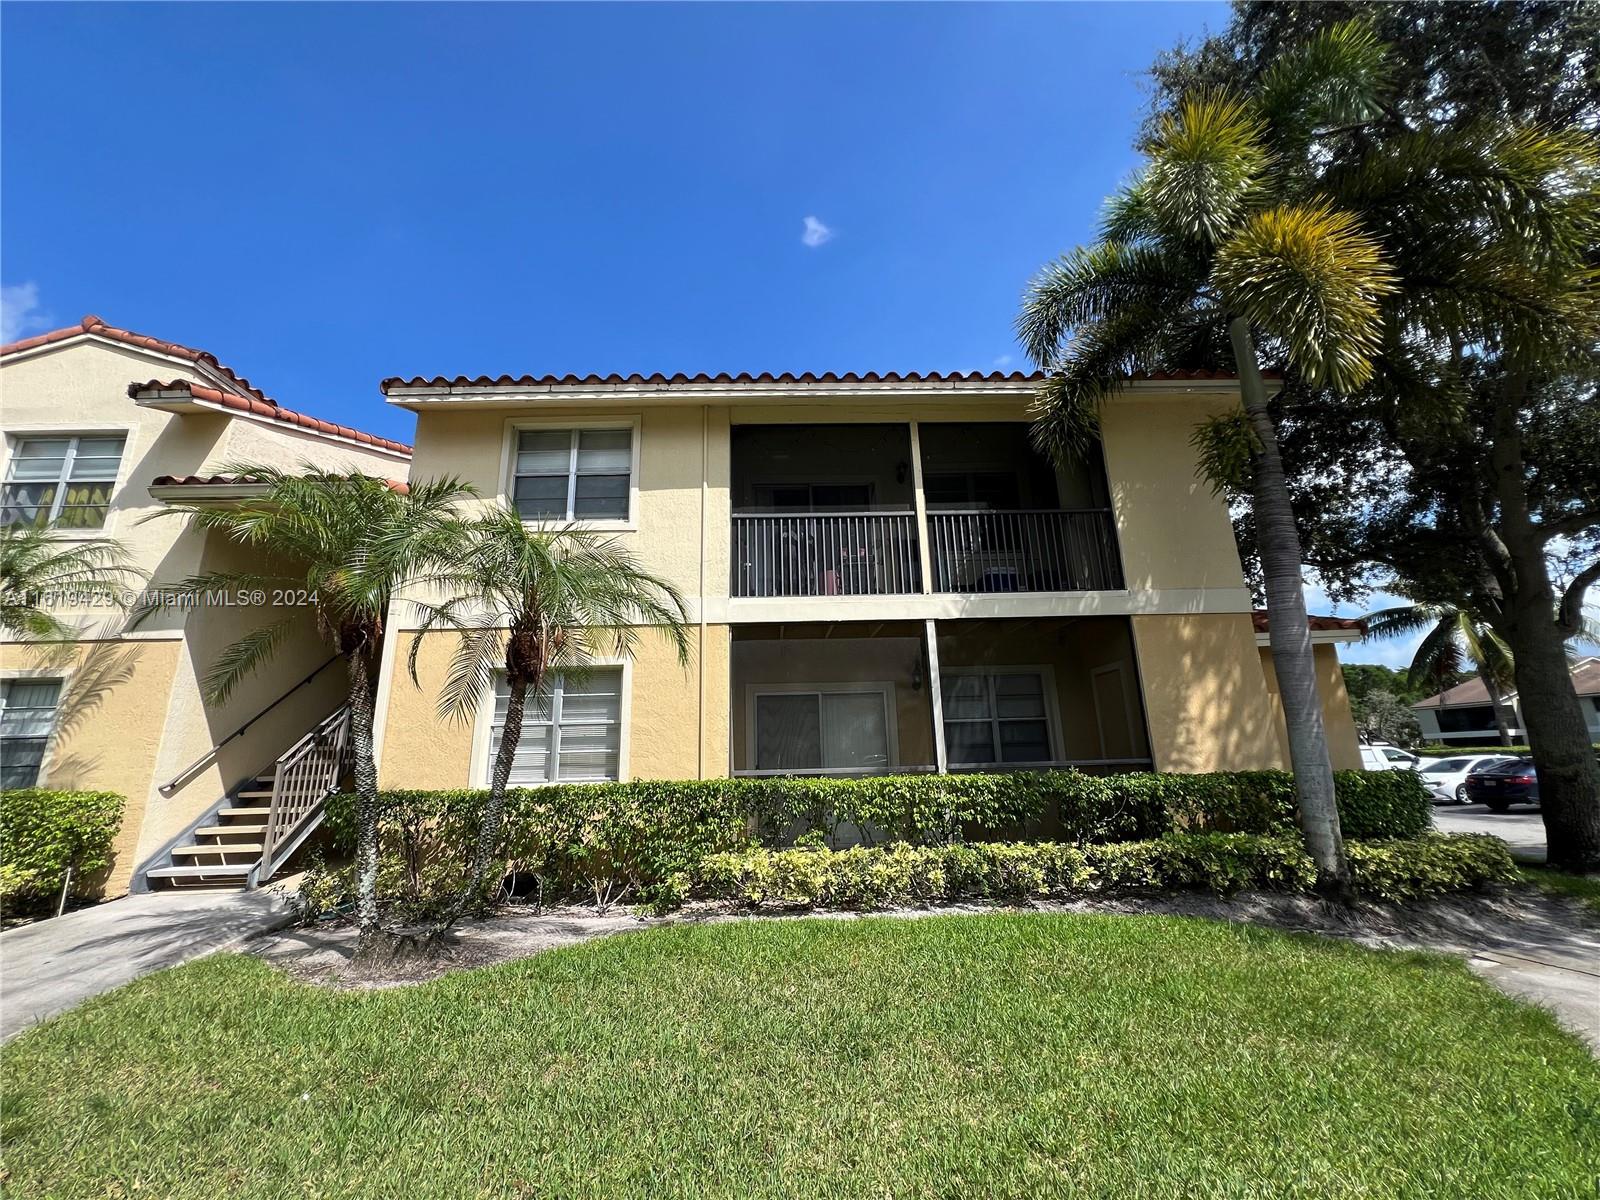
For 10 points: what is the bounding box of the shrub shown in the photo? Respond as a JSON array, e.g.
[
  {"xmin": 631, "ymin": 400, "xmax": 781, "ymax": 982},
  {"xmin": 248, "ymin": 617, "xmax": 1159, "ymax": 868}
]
[
  {"xmin": 1412, "ymin": 742, "xmax": 1598, "ymax": 758},
  {"xmin": 304, "ymin": 769, "xmax": 1432, "ymax": 918},
  {"xmin": 693, "ymin": 834, "xmax": 1514, "ymax": 911},
  {"xmin": 1346, "ymin": 834, "xmax": 1518, "ymax": 902},
  {"xmin": 0, "ymin": 788, "xmax": 124, "ymax": 914}
]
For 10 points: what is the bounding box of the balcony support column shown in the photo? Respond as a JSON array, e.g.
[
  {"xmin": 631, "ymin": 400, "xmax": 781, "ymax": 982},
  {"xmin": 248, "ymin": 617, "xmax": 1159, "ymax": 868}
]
[
  {"xmin": 924, "ymin": 618, "xmax": 948, "ymax": 774},
  {"xmin": 908, "ymin": 421, "xmax": 934, "ymax": 594}
]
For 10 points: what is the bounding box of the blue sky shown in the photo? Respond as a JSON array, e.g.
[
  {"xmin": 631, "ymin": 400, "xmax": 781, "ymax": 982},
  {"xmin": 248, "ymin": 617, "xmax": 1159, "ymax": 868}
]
[{"xmin": 0, "ymin": 1, "xmax": 1467, "ymax": 670}]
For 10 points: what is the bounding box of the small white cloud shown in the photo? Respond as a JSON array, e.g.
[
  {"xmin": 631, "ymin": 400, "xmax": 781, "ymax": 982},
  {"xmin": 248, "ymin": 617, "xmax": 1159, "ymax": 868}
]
[
  {"xmin": 801, "ymin": 216, "xmax": 834, "ymax": 248},
  {"xmin": 1, "ymin": 282, "xmax": 49, "ymax": 343},
  {"xmin": 993, "ymin": 354, "xmax": 1015, "ymax": 368}
]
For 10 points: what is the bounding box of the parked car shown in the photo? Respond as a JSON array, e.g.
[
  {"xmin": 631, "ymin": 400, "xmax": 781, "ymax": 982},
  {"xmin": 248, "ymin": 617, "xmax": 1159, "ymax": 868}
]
[
  {"xmin": 1359, "ymin": 744, "xmax": 1426, "ymax": 772},
  {"xmin": 1463, "ymin": 758, "xmax": 1540, "ymax": 812},
  {"xmin": 1415, "ymin": 754, "xmax": 1518, "ymax": 804}
]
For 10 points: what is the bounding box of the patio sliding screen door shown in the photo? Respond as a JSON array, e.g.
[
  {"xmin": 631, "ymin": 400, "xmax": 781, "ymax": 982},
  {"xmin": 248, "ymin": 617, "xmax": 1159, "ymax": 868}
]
[{"xmin": 754, "ymin": 688, "xmax": 890, "ymax": 772}]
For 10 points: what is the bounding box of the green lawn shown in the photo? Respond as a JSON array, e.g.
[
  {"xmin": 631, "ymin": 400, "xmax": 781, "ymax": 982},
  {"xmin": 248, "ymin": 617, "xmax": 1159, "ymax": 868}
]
[{"xmin": 3, "ymin": 915, "xmax": 1597, "ymax": 1199}]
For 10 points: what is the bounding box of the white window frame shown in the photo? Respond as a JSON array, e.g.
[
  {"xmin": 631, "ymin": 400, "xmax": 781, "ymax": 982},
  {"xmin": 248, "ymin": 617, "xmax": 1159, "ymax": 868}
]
[
  {"xmin": 744, "ymin": 681, "xmax": 899, "ymax": 774},
  {"xmin": 940, "ymin": 664, "xmax": 1062, "ymax": 767},
  {"xmin": 0, "ymin": 672, "xmax": 65, "ymax": 789},
  {"xmin": 499, "ymin": 416, "xmax": 641, "ymax": 531},
  {"xmin": 470, "ymin": 659, "xmax": 632, "ymax": 787},
  {"xmin": 0, "ymin": 427, "xmax": 134, "ymax": 537}
]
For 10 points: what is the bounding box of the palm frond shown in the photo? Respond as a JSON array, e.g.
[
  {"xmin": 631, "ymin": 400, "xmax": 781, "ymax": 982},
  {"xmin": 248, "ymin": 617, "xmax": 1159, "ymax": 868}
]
[
  {"xmin": 0, "ymin": 525, "xmax": 141, "ymax": 640},
  {"xmin": 1406, "ymin": 614, "xmax": 1464, "ymax": 692},
  {"xmin": 1256, "ymin": 19, "xmax": 1390, "ymax": 148},
  {"xmin": 1361, "ymin": 602, "xmax": 1447, "ymax": 641},
  {"xmin": 1143, "ymin": 91, "xmax": 1270, "ymax": 245},
  {"xmin": 1213, "ymin": 202, "xmax": 1397, "ymax": 390},
  {"xmin": 1016, "ymin": 240, "xmax": 1200, "ymax": 368},
  {"xmin": 201, "ymin": 617, "xmax": 295, "ymax": 705}
]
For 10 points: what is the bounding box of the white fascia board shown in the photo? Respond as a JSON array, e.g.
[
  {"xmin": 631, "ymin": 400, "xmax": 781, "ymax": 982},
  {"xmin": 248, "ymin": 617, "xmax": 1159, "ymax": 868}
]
[
  {"xmin": 383, "ymin": 376, "xmax": 1248, "ymax": 412},
  {"xmin": 1254, "ymin": 629, "xmax": 1363, "ymax": 647}
]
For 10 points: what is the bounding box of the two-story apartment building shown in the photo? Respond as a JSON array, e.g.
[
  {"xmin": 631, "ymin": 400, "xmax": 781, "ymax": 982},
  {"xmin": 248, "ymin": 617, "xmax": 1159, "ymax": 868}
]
[
  {"xmin": 1, "ymin": 316, "xmax": 411, "ymax": 895},
  {"xmin": 373, "ymin": 369, "xmax": 1361, "ymax": 791}
]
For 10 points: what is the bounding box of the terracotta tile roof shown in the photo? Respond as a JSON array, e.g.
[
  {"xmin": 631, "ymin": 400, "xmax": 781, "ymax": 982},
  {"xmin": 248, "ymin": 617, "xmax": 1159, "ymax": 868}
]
[
  {"xmin": 151, "ymin": 473, "xmax": 410, "ymax": 494},
  {"xmin": 380, "ymin": 367, "xmax": 1259, "ymax": 392},
  {"xmin": 4, "ymin": 314, "xmax": 411, "ymax": 457},
  {"xmin": 5, "ymin": 313, "xmax": 275, "ymax": 403},
  {"xmin": 130, "ymin": 380, "xmax": 412, "ymax": 456},
  {"xmin": 1252, "ymin": 609, "xmax": 1368, "ymax": 635}
]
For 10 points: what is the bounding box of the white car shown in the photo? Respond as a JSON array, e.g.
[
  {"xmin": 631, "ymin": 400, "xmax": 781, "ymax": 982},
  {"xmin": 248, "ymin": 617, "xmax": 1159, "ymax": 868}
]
[
  {"xmin": 1415, "ymin": 754, "xmax": 1519, "ymax": 804},
  {"xmin": 1359, "ymin": 744, "xmax": 1426, "ymax": 772}
]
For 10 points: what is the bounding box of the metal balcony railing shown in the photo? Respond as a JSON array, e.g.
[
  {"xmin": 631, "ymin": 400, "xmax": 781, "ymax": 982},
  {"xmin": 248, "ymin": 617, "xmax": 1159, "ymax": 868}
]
[
  {"xmin": 732, "ymin": 512, "xmax": 921, "ymax": 597},
  {"xmin": 926, "ymin": 508, "xmax": 1123, "ymax": 594}
]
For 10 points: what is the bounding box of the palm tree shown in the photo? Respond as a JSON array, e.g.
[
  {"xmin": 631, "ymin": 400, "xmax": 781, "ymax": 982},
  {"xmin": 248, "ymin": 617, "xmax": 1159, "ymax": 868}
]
[
  {"xmin": 148, "ymin": 464, "xmax": 474, "ymax": 951},
  {"xmin": 408, "ymin": 506, "xmax": 690, "ymax": 924},
  {"xmin": 0, "ymin": 525, "xmax": 140, "ymax": 641},
  {"xmin": 1364, "ymin": 601, "xmax": 1517, "ymax": 746},
  {"xmin": 1017, "ymin": 23, "xmax": 1399, "ymax": 893},
  {"xmin": 1366, "ymin": 600, "xmax": 1600, "ymax": 748}
]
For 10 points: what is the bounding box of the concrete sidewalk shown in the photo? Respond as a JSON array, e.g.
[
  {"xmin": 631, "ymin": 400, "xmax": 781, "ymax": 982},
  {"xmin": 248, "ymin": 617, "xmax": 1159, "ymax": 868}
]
[{"xmin": 1, "ymin": 887, "xmax": 297, "ymax": 1042}]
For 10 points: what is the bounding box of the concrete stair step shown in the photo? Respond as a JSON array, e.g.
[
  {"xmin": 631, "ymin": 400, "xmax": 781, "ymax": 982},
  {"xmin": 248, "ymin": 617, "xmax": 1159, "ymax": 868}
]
[
  {"xmin": 173, "ymin": 844, "xmax": 263, "ymax": 856},
  {"xmin": 146, "ymin": 864, "xmax": 253, "ymax": 880}
]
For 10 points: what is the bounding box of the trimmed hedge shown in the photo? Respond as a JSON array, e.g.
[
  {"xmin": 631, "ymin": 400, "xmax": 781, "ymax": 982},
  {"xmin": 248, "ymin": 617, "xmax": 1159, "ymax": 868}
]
[
  {"xmin": 693, "ymin": 834, "xmax": 1517, "ymax": 910},
  {"xmin": 309, "ymin": 769, "xmax": 1432, "ymax": 917},
  {"xmin": 1412, "ymin": 743, "xmax": 1599, "ymax": 758},
  {"xmin": 0, "ymin": 788, "xmax": 124, "ymax": 914}
]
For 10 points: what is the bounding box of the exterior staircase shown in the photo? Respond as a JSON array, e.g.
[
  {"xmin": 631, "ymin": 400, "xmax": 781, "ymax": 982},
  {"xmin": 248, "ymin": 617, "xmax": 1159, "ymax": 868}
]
[{"xmin": 144, "ymin": 705, "xmax": 351, "ymax": 891}]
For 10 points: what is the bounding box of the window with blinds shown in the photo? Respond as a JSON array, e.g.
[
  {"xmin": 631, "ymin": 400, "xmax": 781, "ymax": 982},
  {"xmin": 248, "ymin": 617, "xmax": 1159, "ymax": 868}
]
[
  {"xmin": 488, "ymin": 669, "xmax": 623, "ymax": 785},
  {"xmin": 1, "ymin": 435, "xmax": 126, "ymax": 529},
  {"xmin": 941, "ymin": 671, "xmax": 1055, "ymax": 766},
  {"xmin": 1, "ymin": 678, "xmax": 62, "ymax": 788},
  {"xmin": 511, "ymin": 428, "xmax": 632, "ymax": 522}
]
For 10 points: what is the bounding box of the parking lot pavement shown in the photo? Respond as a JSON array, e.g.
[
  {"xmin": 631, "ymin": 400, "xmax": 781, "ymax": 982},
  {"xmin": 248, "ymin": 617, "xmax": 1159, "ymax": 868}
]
[{"xmin": 1432, "ymin": 802, "xmax": 1546, "ymax": 863}]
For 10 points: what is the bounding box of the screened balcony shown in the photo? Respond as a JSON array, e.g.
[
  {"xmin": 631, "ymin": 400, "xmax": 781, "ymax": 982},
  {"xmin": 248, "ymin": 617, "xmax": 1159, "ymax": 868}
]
[
  {"xmin": 729, "ymin": 422, "xmax": 1122, "ymax": 600},
  {"xmin": 730, "ymin": 424, "xmax": 921, "ymax": 597}
]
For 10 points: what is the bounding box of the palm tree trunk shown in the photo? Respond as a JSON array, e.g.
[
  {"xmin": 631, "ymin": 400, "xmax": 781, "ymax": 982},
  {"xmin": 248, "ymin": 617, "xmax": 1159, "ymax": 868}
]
[
  {"xmin": 1228, "ymin": 317, "xmax": 1351, "ymax": 894},
  {"xmin": 346, "ymin": 647, "xmax": 383, "ymax": 948},
  {"xmin": 1479, "ymin": 668, "xmax": 1514, "ymax": 747},
  {"xmin": 443, "ymin": 670, "xmax": 530, "ymax": 927}
]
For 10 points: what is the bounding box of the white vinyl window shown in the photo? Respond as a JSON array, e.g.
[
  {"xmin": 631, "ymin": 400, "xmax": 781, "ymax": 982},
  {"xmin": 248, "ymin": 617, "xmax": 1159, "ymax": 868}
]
[
  {"xmin": 942, "ymin": 671, "xmax": 1055, "ymax": 766},
  {"xmin": 488, "ymin": 669, "xmax": 623, "ymax": 785},
  {"xmin": 1, "ymin": 435, "xmax": 126, "ymax": 529},
  {"xmin": 752, "ymin": 686, "xmax": 892, "ymax": 773},
  {"xmin": 512, "ymin": 428, "xmax": 632, "ymax": 522},
  {"xmin": 1, "ymin": 678, "xmax": 62, "ymax": 788}
]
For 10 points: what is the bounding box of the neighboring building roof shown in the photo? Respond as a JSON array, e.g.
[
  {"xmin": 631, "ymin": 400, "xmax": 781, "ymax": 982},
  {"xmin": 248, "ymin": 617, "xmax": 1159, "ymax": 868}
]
[
  {"xmin": 1251, "ymin": 610, "xmax": 1368, "ymax": 635},
  {"xmin": 381, "ymin": 367, "xmax": 1265, "ymax": 393},
  {"xmin": 1413, "ymin": 656, "xmax": 1600, "ymax": 709},
  {"xmin": 3, "ymin": 314, "xmax": 411, "ymax": 458},
  {"xmin": 130, "ymin": 380, "xmax": 412, "ymax": 456}
]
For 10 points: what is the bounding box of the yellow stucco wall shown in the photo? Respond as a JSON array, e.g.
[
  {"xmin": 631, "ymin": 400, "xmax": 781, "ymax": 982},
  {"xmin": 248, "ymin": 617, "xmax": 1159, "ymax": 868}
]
[
  {"xmin": 379, "ymin": 625, "xmax": 727, "ymax": 786},
  {"xmin": 1098, "ymin": 394, "xmax": 1252, "ymax": 599},
  {"xmin": 1129, "ymin": 612, "xmax": 1284, "ymax": 771},
  {"xmin": 1258, "ymin": 644, "xmax": 1363, "ymax": 771}
]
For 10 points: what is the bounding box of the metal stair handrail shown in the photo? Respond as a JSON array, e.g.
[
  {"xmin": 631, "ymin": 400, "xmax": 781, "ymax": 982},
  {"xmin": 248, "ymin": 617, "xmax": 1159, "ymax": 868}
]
[{"xmin": 255, "ymin": 705, "xmax": 352, "ymax": 884}]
